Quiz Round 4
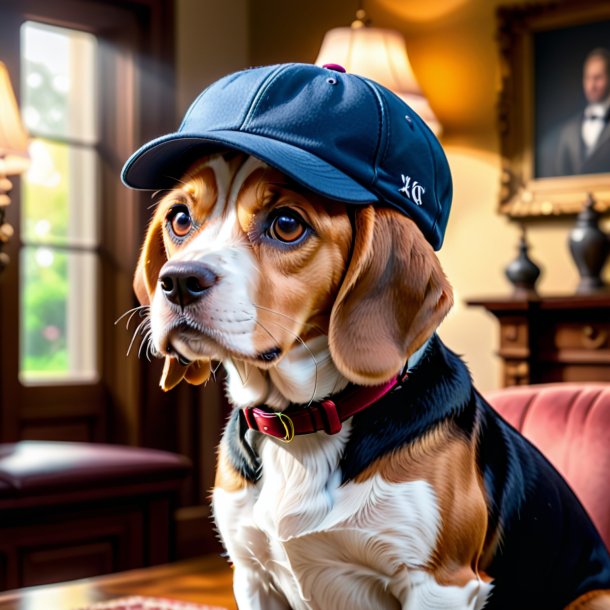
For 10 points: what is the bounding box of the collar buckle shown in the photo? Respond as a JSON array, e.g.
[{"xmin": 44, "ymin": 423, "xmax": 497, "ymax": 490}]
[
  {"xmin": 276, "ymin": 412, "xmax": 295, "ymax": 442},
  {"xmin": 243, "ymin": 407, "xmax": 295, "ymax": 443}
]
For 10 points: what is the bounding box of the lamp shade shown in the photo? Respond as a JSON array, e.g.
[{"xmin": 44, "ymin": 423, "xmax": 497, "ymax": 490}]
[
  {"xmin": 315, "ymin": 25, "xmax": 441, "ymax": 135},
  {"xmin": 0, "ymin": 61, "xmax": 30, "ymax": 176}
]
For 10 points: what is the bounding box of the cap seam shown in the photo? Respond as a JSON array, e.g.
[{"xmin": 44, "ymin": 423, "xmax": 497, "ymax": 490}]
[
  {"xmin": 356, "ymin": 76, "xmax": 385, "ymax": 191},
  {"xmin": 419, "ymin": 121, "xmax": 444, "ymax": 247},
  {"xmin": 361, "ymin": 78, "xmax": 426, "ymax": 227},
  {"xmin": 242, "ymin": 64, "xmax": 288, "ymax": 131},
  {"xmin": 358, "ymin": 79, "xmax": 445, "ymax": 248},
  {"xmin": 179, "ymin": 85, "xmax": 213, "ymax": 131}
]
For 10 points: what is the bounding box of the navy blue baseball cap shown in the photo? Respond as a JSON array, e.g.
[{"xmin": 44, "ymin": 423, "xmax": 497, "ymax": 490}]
[{"xmin": 122, "ymin": 63, "xmax": 452, "ymax": 250}]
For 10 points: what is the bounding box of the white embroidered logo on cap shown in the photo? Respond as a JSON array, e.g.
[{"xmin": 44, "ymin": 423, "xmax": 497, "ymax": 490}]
[{"xmin": 399, "ymin": 175, "xmax": 425, "ymax": 206}]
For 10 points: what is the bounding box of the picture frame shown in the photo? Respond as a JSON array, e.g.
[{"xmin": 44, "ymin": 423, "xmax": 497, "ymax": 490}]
[{"xmin": 497, "ymin": 0, "xmax": 610, "ymax": 217}]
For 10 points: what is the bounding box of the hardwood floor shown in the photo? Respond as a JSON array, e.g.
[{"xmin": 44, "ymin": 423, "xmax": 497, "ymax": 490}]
[{"xmin": 0, "ymin": 555, "xmax": 236, "ymax": 610}]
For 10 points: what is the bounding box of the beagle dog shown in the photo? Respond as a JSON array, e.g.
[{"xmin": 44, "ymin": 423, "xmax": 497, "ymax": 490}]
[
  {"xmin": 124, "ymin": 63, "xmax": 610, "ymax": 609},
  {"xmin": 132, "ymin": 152, "xmax": 610, "ymax": 610}
]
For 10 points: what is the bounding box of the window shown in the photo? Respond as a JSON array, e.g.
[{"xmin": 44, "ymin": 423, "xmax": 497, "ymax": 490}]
[
  {"xmin": 20, "ymin": 21, "xmax": 99, "ymax": 384},
  {"xmin": 0, "ymin": 0, "xmax": 176, "ymax": 443},
  {"xmin": 0, "ymin": 0, "xmax": 227, "ymax": 559}
]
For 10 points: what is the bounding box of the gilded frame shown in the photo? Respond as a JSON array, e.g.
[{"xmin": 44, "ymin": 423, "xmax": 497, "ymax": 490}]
[{"xmin": 497, "ymin": 0, "xmax": 610, "ymax": 217}]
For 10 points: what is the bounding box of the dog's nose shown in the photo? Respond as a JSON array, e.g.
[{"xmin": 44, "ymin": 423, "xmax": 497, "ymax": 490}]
[{"xmin": 159, "ymin": 261, "xmax": 218, "ymax": 308}]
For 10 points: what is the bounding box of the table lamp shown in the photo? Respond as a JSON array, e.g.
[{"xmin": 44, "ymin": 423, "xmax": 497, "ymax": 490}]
[
  {"xmin": 0, "ymin": 60, "xmax": 30, "ymax": 273},
  {"xmin": 315, "ymin": 8, "xmax": 441, "ymax": 136}
]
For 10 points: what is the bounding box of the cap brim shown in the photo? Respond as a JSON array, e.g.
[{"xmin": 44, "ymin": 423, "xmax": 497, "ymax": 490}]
[{"xmin": 121, "ymin": 131, "xmax": 378, "ymax": 205}]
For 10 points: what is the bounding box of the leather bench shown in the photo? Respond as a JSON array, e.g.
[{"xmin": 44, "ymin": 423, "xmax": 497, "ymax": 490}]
[{"xmin": 0, "ymin": 441, "xmax": 191, "ymax": 591}]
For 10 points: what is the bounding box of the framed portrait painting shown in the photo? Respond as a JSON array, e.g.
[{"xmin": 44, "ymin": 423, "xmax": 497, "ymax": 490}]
[{"xmin": 497, "ymin": 0, "xmax": 610, "ymax": 217}]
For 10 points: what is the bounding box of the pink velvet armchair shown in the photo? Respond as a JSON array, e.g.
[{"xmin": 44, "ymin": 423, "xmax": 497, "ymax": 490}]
[{"xmin": 486, "ymin": 383, "xmax": 610, "ymax": 550}]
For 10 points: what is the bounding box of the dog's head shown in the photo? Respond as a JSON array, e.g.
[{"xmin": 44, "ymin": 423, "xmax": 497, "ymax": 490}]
[
  {"xmin": 124, "ymin": 63, "xmax": 454, "ymax": 399},
  {"xmin": 133, "ymin": 152, "xmax": 452, "ymax": 394}
]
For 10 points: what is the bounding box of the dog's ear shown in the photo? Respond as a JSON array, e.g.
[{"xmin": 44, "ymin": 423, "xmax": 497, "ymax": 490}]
[
  {"xmin": 329, "ymin": 206, "xmax": 453, "ymax": 385},
  {"xmin": 134, "ymin": 214, "xmax": 212, "ymax": 391},
  {"xmin": 133, "ymin": 214, "xmax": 167, "ymax": 306}
]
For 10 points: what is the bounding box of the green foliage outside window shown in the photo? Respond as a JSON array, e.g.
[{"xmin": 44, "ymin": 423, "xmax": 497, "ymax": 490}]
[
  {"xmin": 20, "ymin": 22, "xmax": 98, "ymax": 382},
  {"xmin": 21, "ymin": 58, "xmax": 70, "ymax": 377},
  {"xmin": 21, "ymin": 246, "xmax": 69, "ymax": 375}
]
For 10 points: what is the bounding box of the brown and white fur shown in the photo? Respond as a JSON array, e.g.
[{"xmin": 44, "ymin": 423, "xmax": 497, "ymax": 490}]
[{"xmin": 133, "ymin": 152, "xmax": 610, "ymax": 610}]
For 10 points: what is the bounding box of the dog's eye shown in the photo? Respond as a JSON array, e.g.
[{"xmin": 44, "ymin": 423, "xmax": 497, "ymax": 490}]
[
  {"xmin": 166, "ymin": 205, "xmax": 193, "ymax": 238},
  {"xmin": 268, "ymin": 210, "xmax": 307, "ymax": 243}
]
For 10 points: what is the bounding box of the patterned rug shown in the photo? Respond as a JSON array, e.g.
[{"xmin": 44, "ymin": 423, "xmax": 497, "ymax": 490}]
[{"xmin": 74, "ymin": 596, "xmax": 227, "ymax": 610}]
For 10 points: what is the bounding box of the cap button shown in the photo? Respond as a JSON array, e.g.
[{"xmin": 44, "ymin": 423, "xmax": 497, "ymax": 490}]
[{"xmin": 322, "ymin": 63, "xmax": 346, "ymax": 73}]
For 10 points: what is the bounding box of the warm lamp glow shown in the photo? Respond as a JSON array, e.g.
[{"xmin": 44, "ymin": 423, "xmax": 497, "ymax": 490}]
[
  {"xmin": 0, "ymin": 60, "xmax": 30, "ymax": 272},
  {"xmin": 315, "ymin": 16, "xmax": 441, "ymax": 135},
  {"xmin": 0, "ymin": 61, "xmax": 30, "ymax": 177}
]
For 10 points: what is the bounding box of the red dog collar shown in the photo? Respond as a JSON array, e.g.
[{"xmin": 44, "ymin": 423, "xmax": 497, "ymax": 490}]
[{"xmin": 242, "ymin": 375, "xmax": 401, "ymax": 442}]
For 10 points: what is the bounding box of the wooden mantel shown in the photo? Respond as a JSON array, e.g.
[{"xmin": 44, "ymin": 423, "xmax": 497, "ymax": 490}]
[{"xmin": 466, "ymin": 293, "xmax": 610, "ymax": 387}]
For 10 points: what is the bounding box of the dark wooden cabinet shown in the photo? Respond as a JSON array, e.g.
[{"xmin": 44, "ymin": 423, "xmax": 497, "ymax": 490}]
[
  {"xmin": 466, "ymin": 293, "xmax": 610, "ymax": 387},
  {"xmin": 0, "ymin": 442, "xmax": 190, "ymax": 591}
]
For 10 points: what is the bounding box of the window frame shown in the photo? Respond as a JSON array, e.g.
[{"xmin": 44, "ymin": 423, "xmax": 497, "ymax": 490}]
[{"xmin": 0, "ymin": 0, "xmax": 176, "ymax": 444}]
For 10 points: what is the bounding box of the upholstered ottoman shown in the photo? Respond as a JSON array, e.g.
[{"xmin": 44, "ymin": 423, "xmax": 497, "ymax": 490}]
[{"xmin": 0, "ymin": 441, "xmax": 191, "ymax": 591}]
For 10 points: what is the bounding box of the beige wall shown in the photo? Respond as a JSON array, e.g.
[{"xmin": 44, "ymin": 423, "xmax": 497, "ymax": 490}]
[
  {"xmin": 175, "ymin": 0, "xmax": 249, "ymax": 117},
  {"xmin": 176, "ymin": 0, "xmax": 610, "ymax": 391}
]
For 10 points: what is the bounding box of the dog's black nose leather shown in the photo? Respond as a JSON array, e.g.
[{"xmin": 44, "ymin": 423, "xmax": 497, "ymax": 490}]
[{"xmin": 159, "ymin": 261, "xmax": 217, "ymax": 308}]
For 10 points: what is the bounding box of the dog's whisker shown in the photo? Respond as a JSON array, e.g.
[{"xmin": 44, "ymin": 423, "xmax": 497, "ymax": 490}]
[
  {"xmin": 236, "ymin": 360, "xmax": 253, "ymax": 387},
  {"xmin": 138, "ymin": 328, "xmax": 154, "ymax": 360},
  {"xmin": 114, "ymin": 306, "xmax": 141, "ymax": 326},
  {"xmin": 115, "ymin": 305, "xmax": 149, "ymax": 327},
  {"xmin": 142, "ymin": 327, "xmax": 159, "ymax": 362},
  {"xmin": 254, "ymin": 317, "xmax": 319, "ymax": 405},
  {"xmin": 227, "ymin": 357, "xmax": 248, "ymax": 386},
  {"xmin": 126, "ymin": 308, "xmax": 149, "ymax": 331},
  {"xmin": 126, "ymin": 330, "xmax": 140, "ymax": 358},
  {"xmin": 212, "ymin": 360, "xmax": 223, "ymax": 380},
  {"xmin": 134, "ymin": 317, "xmax": 151, "ymax": 337},
  {"xmin": 253, "ymin": 318, "xmax": 282, "ymax": 347},
  {"xmin": 137, "ymin": 337, "xmax": 147, "ymax": 360},
  {"xmin": 126, "ymin": 320, "xmax": 147, "ymax": 357},
  {"xmin": 252, "ymin": 304, "xmax": 321, "ymax": 332},
  {"xmin": 145, "ymin": 334, "xmax": 157, "ymax": 362},
  {"xmin": 329, "ymin": 374, "xmax": 344, "ymax": 399},
  {"xmin": 126, "ymin": 317, "xmax": 152, "ymax": 358},
  {"xmin": 243, "ymin": 363, "xmax": 252, "ymax": 386}
]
